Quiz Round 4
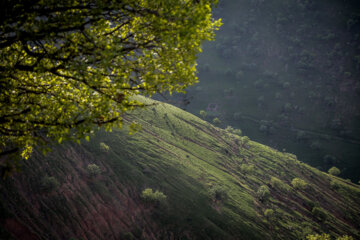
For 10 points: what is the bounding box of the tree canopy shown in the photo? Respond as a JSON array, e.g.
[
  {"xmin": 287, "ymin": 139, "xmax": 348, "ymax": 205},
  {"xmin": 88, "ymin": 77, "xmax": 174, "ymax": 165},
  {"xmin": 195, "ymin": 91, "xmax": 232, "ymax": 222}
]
[{"xmin": 0, "ymin": 0, "xmax": 221, "ymax": 173}]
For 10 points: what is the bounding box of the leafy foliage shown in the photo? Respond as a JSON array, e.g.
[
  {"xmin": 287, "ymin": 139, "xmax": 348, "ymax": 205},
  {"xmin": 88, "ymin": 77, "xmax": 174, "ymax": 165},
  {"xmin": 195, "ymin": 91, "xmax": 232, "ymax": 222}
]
[
  {"xmin": 311, "ymin": 207, "xmax": 328, "ymax": 222},
  {"xmin": 328, "ymin": 166, "xmax": 341, "ymax": 176},
  {"xmin": 141, "ymin": 188, "xmax": 167, "ymax": 204},
  {"xmin": 212, "ymin": 117, "xmax": 221, "ymax": 125},
  {"xmin": 0, "ymin": 0, "xmax": 221, "ymax": 170},
  {"xmin": 241, "ymin": 136, "xmax": 250, "ymax": 146},
  {"xmin": 225, "ymin": 126, "xmax": 242, "ymax": 136},
  {"xmin": 291, "ymin": 178, "xmax": 308, "ymax": 190},
  {"xmin": 330, "ymin": 180, "xmax": 341, "ymax": 190},
  {"xmin": 306, "ymin": 234, "xmax": 354, "ymax": 240},
  {"xmin": 87, "ymin": 163, "xmax": 101, "ymax": 177},
  {"xmin": 270, "ymin": 176, "xmax": 289, "ymax": 192},
  {"xmin": 239, "ymin": 164, "xmax": 255, "ymax": 174},
  {"xmin": 99, "ymin": 142, "xmax": 110, "ymax": 153},
  {"xmin": 199, "ymin": 110, "xmax": 207, "ymax": 118},
  {"xmin": 208, "ymin": 185, "xmax": 227, "ymax": 201},
  {"xmin": 257, "ymin": 185, "xmax": 270, "ymax": 202},
  {"xmin": 264, "ymin": 209, "xmax": 275, "ymax": 220},
  {"xmin": 41, "ymin": 176, "xmax": 60, "ymax": 192}
]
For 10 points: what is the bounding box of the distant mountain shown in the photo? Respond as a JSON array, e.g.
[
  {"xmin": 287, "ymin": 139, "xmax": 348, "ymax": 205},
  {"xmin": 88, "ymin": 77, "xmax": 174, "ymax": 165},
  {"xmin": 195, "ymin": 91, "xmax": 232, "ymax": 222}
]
[{"xmin": 1, "ymin": 97, "xmax": 359, "ymax": 240}]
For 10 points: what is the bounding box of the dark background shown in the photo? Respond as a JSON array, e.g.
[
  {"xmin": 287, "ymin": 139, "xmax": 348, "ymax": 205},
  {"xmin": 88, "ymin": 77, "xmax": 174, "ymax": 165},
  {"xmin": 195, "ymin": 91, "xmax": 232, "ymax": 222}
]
[{"xmin": 156, "ymin": 0, "xmax": 360, "ymax": 182}]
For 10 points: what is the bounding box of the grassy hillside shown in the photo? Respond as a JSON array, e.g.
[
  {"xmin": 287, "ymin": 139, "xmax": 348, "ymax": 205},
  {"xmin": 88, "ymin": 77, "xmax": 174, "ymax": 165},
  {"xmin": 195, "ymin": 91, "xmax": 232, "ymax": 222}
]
[{"xmin": 1, "ymin": 97, "xmax": 359, "ymax": 240}]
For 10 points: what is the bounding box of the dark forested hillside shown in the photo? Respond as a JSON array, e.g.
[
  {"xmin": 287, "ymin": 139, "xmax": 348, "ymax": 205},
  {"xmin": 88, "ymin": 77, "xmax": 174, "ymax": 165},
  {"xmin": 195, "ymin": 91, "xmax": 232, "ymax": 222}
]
[
  {"xmin": 160, "ymin": 0, "xmax": 360, "ymax": 183},
  {"xmin": 1, "ymin": 98, "xmax": 359, "ymax": 240}
]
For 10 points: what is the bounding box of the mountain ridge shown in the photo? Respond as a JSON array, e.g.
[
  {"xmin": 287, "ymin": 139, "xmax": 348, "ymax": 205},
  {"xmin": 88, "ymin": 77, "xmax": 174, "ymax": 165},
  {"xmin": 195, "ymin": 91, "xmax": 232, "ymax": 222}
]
[{"xmin": 0, "ymin": 97, "xmax": 359, "ymax": 240}]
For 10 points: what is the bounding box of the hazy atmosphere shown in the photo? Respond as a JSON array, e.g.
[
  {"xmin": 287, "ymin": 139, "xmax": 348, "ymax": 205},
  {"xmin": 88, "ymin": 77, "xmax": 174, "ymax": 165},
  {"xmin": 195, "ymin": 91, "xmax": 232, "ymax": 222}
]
[
  {"xmin": 1, "ymin": 1, "xmax": 360, "ymax": 239},
  {"xmin": 162, "ymin": 0, "xmax": 360, "ymax": 182}
]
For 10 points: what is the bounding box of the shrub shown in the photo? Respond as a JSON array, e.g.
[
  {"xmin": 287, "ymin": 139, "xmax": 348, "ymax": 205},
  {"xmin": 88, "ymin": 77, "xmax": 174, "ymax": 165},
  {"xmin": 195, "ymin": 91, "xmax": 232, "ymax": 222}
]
[
  {"xmin": 233, "ymin": 129, "xmax": 242, "ymax": 136},
  {"xmin": 141, "ymin": 188, "xmax": 167, "ymax": 204},
  {"xmin": 304, "ymin": 199, "xmax": 317, "ymax": 209},
  {"xmin": 264, "ymin": 209, "xmax": 274, "ymax": 220},
  {"xmin": 312, "ymin": 207, "xmax": 328, "ymax": 222},
  {"xmin": 199, "ymin": 110, "xmax": 207, "ymax": 118},
  {"xmin": 241, "ymin": 136, "xmax": 250, "ymax": 145},
  {"xmin": 291, "ymin": 178, "xmax": 307, "ymax": 190},
  {"xmin": 337, "ymin": 236, "xmax": 354, "ymax": 240},
  {"xmin": 240, "ymin": 164, "xmax": 255, "ymax": 174},
  {"xmin": 209, "ymin": 185, "xmax": 227, "ymax": 201},
  {"xmin": 330, "ymin": 180, "xmax": 341, "ymax": 190},
  {"xmin": 225, "ymin": 126, "xmax": 242, "ymax": 136},
  {"xmin": 306, "ymin": 234, "xmax": 331, "ymax": 240},
  {"xmin": 270, "ymin": 177, "xmax": 289, "ymax": 191},
  {"xmin": 257, "ymin": 185, "xmax": 270, "ymax": 202},
  {"xmin": 328, "ymin": 166, "xmax": 340, "ymax": 176},
  {"xmin": 99, "ymin": 142, "xmax": 110, "ymax": 152},
  {"xmin": 213, "ymin": 117, "xmax": 221, "ymax": 125},
  {"xmin": 307, "ymin": 234, "xmax": 354, "ymax": 240},
  {"xmin": 41, "ymin": 176, "xmax": 60, "ymax": 192},
  {"xmin": 87, "ymin": 164, "xmax": 101, "ymax": 177}
]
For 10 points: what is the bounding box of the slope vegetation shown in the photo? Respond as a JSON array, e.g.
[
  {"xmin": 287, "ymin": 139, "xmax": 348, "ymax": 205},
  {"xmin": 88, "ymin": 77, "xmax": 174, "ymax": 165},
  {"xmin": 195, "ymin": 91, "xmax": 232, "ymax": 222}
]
[{"xmin": 1, "ymin": 97, "xmax": 359, "ymax": 239}]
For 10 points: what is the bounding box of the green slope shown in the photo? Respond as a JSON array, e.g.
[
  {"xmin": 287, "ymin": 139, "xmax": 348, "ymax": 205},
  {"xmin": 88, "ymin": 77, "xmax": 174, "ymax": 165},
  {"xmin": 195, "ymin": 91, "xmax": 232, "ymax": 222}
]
[{"xmin": 1, "ymin": 97, "xmax": 359, "ymax": 240}]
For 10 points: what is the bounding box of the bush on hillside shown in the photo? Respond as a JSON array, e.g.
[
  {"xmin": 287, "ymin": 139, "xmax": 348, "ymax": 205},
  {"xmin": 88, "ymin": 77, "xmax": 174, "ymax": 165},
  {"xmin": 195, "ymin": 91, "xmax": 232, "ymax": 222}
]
[
  {"xmin": 312, "ymin": 207, "xmax": 328, "ymax": 222},
  {"xmin": 141, "ymin": 188, "xmax": 167, "ymax": 204},
  {"xmin": 99, "ymin": 142, "xmax": 110, "ymax": 152},
  {"xmin": 264, "ymin": 209, "xmax": 275, "ymax": 220},
  {"xmin": 257, "ymin": 185, "xmax": 270, "ymax": 202},
  {"xmin": 199, "ymin": 110, "xmax": 207, "ymax": 118},
  {"xmin": 241, "ymin": 136, "xmax": 250, "ymax": 146},
  {"xmin": 209, "ymin": 185, "xmax": 227, "ymax": 201},
  {"xmin": 87, "ymin": 164, "xmax": 101, "ymax": 177},
  {"xmin": 328, "ymin": 166, "xmax": 341, "ymax": 176},
  {"xmin": 225, "ymin": 126, "xmax": 242, "ymax": 136},
  {"xmin": 41, "ymin": 176, "xmax": 60, "ymax": 192},
  {"xmin": 270, "ymin": 177, "xmax": 289, "ymax": 191},
  {"xmin": 213, "ymin": 117, "xmax": 221, "ymax": 125},
  {"xmin": 306, "ymin": 234, "xmax": 354, "ymax": 240},
  {"xmin": 291, "ymin": 178, "xmax": 308, "ymax": 190},
  {"xmin": 330, "ymin": 180, "xmax": 341, "ymax": 190},
  {"xmin": 240, "ymin": 164, "xmax": 255, "ymax": 174}
]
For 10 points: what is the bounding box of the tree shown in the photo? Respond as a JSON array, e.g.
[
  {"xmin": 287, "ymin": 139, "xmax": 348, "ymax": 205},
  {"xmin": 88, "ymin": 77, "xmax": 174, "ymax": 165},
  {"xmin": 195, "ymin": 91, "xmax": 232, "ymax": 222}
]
[
  {"xmin": 270, "ymin": 176, "xmax": 289, "ymax": 192},
  {"xmin": 87, "ymin": 163, "xmax": 101, "ymax": 177},
  {"xmin": 0, "ymin": 0, "xmax": 221, "ymax": 173},
  {"xmin": 213, "ymin": 117, "xmax": 221, "ymax": 125},
  {"xmin": 328, "ymin": 166, "xmax": 341, "ymax": 176},
  {"xmin": 306, "ymin": 234, "xmax": 354, "ymax": 240},
  {"xmin": 312, "ymin": 207, "xmax": 328, "ymax": 222},
  {"xmin": 41, "ymin": 176, "xmax": 60, "ymax": 192},
  {"xmin": 199, "ymin": 110, "xmax": 207, "ymax": 119},
  {"xmin": 291, "ymin": 177, "xmax": 308, "ymax": 190},
  {"xmin": 264, "ymin": 209, "xmax": 275, "ymax": 220},
  {"xmin": 208, "ymin": 185, "xmax": 227, "ymax": 201},
  {"xmin": 141, "ymin": 188, "xmax": 167, "ymax": 204},
  {"xmin": 99, "ymin": 142, "xmax": 110, "ymax": 153},
  {"xmin": 257, "ymin": 185, "xmax": 270, "ymax": 202}
]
